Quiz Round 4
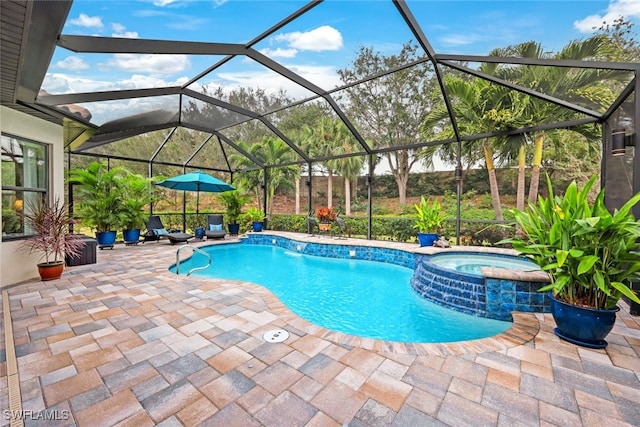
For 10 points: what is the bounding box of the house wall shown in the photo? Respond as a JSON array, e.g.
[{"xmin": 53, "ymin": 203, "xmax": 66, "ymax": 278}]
[{"xmin": 1, "ymin": 106, "xmax": 65, "ymax": 288}]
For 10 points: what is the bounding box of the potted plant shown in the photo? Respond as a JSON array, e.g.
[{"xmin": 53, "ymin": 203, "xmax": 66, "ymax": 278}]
[
  {"xmin": 67, "ymin": 161, "xmax": 127, "ymax": 248},
  {"xmin": 503, "ymin": 174, "xmax": 640, "ymax": 348},
  {"xmin": 120, "ymin": 173, "xmax": 161, "ymax": 244},
  {"xmin": 218, "ymin": 190, "xmax": 250, "ymax": 235},
  {"xmin": 19, "ymin": 197, "xmax": 85, "ymax": 281},
  {"xmin": 244, "ymin": 206, "xmax": 265, "ymax": 232},
  {"xmin": 316, "ymin": 206, "xmax": 337, "ymax": 232},
  {"xmin": 413, "ymin": 196, "xmax": 446, "ymax": 247}
]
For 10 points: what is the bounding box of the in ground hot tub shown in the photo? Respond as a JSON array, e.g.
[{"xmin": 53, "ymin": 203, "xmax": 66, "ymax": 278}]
[{"xmin": 411, "ymin": 251, "xmax": 550, "ymax": 321}]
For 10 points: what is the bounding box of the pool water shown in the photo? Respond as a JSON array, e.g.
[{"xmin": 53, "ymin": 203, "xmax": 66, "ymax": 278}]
[
  {"xmin": 430, "ymin": 252, "xmax": 540, "ymax": 275},
  {"xmin": 173, "ymin": 244, "xmax": 511, "ymax": 343}
]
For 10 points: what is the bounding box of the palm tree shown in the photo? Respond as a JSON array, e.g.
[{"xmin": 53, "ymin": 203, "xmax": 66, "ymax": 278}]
[
  {"xmin": 332, "ymin": 148, "xmax": 365, "ymax": 216},
  {"xmin": 229, "ymin": 137, "xmax": 298, "ymax": 216},
  {"xmin": 300, "ymin": 116, "xmax": 347, "ymax": 208},
  {"xmin": 420, "ymin": 76, "xmax": 513, "ymax": 220},
  {"xmin": 489, "ymin": 36, "xmax": 623, "ymax": 202}
]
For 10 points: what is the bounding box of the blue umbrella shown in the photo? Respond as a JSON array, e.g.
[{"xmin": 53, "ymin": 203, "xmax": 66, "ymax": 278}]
[{"xmin": 155, "ymin": 170, "xmax": 234, "ymax": 214}]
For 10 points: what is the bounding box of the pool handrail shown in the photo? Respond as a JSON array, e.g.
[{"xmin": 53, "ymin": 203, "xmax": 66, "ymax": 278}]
[{"xmin": 176, "ymin": 244, "xmax": 212, "ymax": 276}]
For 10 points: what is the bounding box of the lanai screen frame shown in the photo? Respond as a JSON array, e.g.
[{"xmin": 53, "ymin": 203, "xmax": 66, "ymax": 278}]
[{"xmin": 27, "ymin": 0, "xmax": 640, "ymax": 241}]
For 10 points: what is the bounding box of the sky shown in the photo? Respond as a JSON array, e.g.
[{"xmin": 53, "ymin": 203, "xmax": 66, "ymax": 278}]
[{"xmin": 44, "ymin": 0, "xmax": 640, "ymax": 126}]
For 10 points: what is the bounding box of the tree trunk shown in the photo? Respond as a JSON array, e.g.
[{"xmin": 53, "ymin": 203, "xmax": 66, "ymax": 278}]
[
  {"xmin": 345, "ymin": 177, "xmax": 351, "ymax": 216},
  {"xmin": 528, "ymin": 133, "xmax": 544, "ymax": 204},
  {"xmin": 484, "ymin": 143, "xmax": 503, "ymax": 221},
  {"xmin": 396, "ymin": 174, "xmax": 408, "ymax": 206},
  {"xmin": 327, "ymin": 170, "xmax": 333, "ymax": 208},
  {"xmin": 353, "ymin": 176, "xmax": 358, "ymax": 201},
  {"xmin": 295, "ymin": 177, "xmax": 300, "ymax": 214},
  {"xmin": 517, "ymin": 144, "xmax": 526, "ymax": 211}
]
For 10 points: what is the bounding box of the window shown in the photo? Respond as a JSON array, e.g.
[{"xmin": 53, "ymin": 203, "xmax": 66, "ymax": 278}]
[{"xmin": 2, "ymin": 134, "xmax": 48, "ymax": 240}]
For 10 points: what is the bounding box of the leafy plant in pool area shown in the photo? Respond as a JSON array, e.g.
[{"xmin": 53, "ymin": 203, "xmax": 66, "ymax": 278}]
[
  {"xmin": 413, "ymin": 196, "xmax": 445, "ymax": 233},
  {"xmin": 501, "ymin": 174, "xmax": 640, "ymax": 310}
]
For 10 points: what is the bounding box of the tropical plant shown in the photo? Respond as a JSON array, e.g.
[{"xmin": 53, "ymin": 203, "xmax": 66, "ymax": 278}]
[
  {"xmin": 413, "ymin": 196, "xmax": 446, "ymax": 233},
  {"xmin": 20, "ymin": 196, "xmax": 84, "ymax": 265},
  {"xmin": 218, "ymin": 190, "xmax": 250, "ymax": 224},
  {"xmin": 228, "ymin": 137, "xmax": 298, "ymax": 215},
  {"xmin": 316, "ymin": 206, "xmax": 337, "ymax": 223},
  {"xmin": 244, "ymin": 206, "xmax": 265, "ymax": 223},
  {"xmin": 502, "ymin": 174, "xmax": 640, "ymax": 310},
  {"xmin": 120, "ymin": 173, "xmax": 161, "ymax": 230},
  {"xmin": 67, "ymin": 161, "xmax": 127, "ymax": 232},
  {"xmin": 487, "ymin": 36, "xmax": 623, "ymax": 204}
]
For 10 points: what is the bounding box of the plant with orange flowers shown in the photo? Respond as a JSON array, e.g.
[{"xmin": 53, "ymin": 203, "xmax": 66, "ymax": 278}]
[{"xmin": 316, "ymin": 206, "xmax": 337, "ymax": 223}]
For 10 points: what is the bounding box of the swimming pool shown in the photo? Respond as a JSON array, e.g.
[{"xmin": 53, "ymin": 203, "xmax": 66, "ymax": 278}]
[{"xmin": 173, "ymin": 243, "xmax": 511, "ymax": 343}]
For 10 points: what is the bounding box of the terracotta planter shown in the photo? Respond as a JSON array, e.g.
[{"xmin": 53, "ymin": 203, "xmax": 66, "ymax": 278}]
[
  {"xmin": 37, "ymin": 261, "xmax": 65, "ymax": 281},
  {"xmin": 319, "ymin": 222, "xmax": 332, "ymax": 232}
]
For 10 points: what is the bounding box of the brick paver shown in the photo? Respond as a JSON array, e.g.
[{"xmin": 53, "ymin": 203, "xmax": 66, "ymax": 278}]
[{"xmin": 1, "ymin": 232, "xmax": 639, "ymax": 426}]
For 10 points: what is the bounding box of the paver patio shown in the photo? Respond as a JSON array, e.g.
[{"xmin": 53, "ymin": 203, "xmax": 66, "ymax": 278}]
[{"xmin": 1, "ymin": 233, "xmax": 639, "ymax": 426}]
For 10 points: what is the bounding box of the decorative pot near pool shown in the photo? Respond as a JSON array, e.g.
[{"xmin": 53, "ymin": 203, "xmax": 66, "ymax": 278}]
[
  {"xmin": 228, "ymin": 223, "xmax": 240, "ymax": 235},
  {"xmin": 417, "ymin": 232, "xmax": 438, "ymax": 247},
  {"xmin": 549, "ymin": 293, "xmax": 619, "ymax": 349},
  {"xmin": 123, "ymin": 228, "xmax": 141, "ymax": 244},
  {"xmin": 96, "ymin": 230, "xmax": 117, "ymax": 248},
  {"xmin": 252, "ymin": 221, "xmax": 264, "ymax": 232}
]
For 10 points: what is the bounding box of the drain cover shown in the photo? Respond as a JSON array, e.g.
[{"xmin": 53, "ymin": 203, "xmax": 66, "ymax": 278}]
[{"xmin": 263, "ymin": 329, "xmax": 289, "ymax": 343}]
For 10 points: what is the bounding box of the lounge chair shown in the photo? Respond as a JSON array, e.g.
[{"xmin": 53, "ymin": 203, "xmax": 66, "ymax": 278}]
[
  {"xmin": 143, "ymin": 215, "xmax": 193, "ymax": 244},
  {"xmin": 205, "ymin": 214, "xmax": 226, "ymax": 239}
]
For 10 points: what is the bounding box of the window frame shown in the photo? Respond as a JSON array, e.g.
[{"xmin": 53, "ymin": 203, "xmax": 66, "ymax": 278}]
[{"xmin": 1, "ymin": 132, "xmax": 50, "ymax": 242}]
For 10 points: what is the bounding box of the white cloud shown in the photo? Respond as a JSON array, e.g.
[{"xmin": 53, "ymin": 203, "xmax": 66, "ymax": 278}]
[
  {"xmin": 41, "ymin": 72, "xmax": 189, "ymax": 124},
  {"xmin": 53, "ymin": 56, "xmax": 90, "ymax": 71},
  {"xmin": 110, "ymin": 23, "xmax": 138, "ymax": 38},
  {"xmin": 68, "ymin": 13, "xmax": 103, "ymax": 29},
  {"xmin": 212, "ymin": 63, "xmax": 340, "ymax": 100},
  {"xmin": 574, "ymin": 0, "xmax": 640, "ymax": 33},
  {"xmin": 152, "ymin": 0, "xmax": 181, "ymax": 6},
  {"xmin": 103, "ymin": 54, "xmax": 191, "ymax": 75},
  {"xmin": 274, "ymin": 25, "xmax": 343, "ymax": 52},
  {"xmin": 259, "ymin": 47, "xmax": 298, "ymax": 59}
]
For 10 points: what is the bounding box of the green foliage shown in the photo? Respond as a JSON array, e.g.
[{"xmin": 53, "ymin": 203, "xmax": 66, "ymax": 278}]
[
  {"xmin": 243, "ymin": 207, "xmax": 265, "ymax": 223},
  {"xmin": 218, "ymin": 190, "xmax": 250, "ymax": 224},
  {"xmin": 268, "ymin": 215, "xmax": 308, "ymax": 233},
  {"xmin": 413, "ymin": 196, "xmax": 446, "ymax": 233},
  {"xmin": 120, "ymin": 173, "xmax": 161, "ymax": 230},
  {"xmin": 2, "ymin": 209, "xmax": 21, "ymax": 234},
  {"xmin": 501, "ymin": 174, "xmax": 640, "ymax": 309},
  {"xmin": 66, "ymin": 162, "xmax": 128, "ymax": 232}
]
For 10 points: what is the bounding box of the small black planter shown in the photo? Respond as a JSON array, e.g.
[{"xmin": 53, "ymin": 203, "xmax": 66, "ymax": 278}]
[
  {"xmin": 228, "ymin": 223, "xmax": 240, "ymax": 235},
  {"xmin": 549, "ymin": 294, "xmax": 619, "ymax": 349}
]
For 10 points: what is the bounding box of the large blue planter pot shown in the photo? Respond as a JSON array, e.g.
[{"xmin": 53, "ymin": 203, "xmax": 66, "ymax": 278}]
[
  {"xmin": 252, "ymin": 221, "xmax": 264, "ymax": 232},
  {"xmin": 550, "ymin": 294, "xmax": 619, "ymax": 349},
  {"xmin": 122, "ymin": 229, "xmax": 141, "ymax": 244},
  {"xmin": 417, "ymin": 233, "xmax": 438, "ymax": 247},
  {"xmin": 96, "ymin": 231, "xmax": 117, "ymax": 248}
]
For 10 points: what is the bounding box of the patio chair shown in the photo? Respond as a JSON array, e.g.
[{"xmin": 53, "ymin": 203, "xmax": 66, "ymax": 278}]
[
  {"xmin": 143, "ymin": 215, "xmax": 193, "ymax": 244},
  {"xmin": 205, "ymin": 214, "xmax": 226, "ymax": 239}
]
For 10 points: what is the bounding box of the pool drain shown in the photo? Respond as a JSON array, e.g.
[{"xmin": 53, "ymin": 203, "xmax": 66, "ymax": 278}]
[{"xmin": 263, "ymin": 329, "xmax": 289, "ymax": 343}]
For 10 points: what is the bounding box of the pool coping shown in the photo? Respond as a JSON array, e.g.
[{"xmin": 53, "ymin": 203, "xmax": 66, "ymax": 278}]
[{"xmin": 198, "ymin": 231, "xmax": 543, "ymax": 355}]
